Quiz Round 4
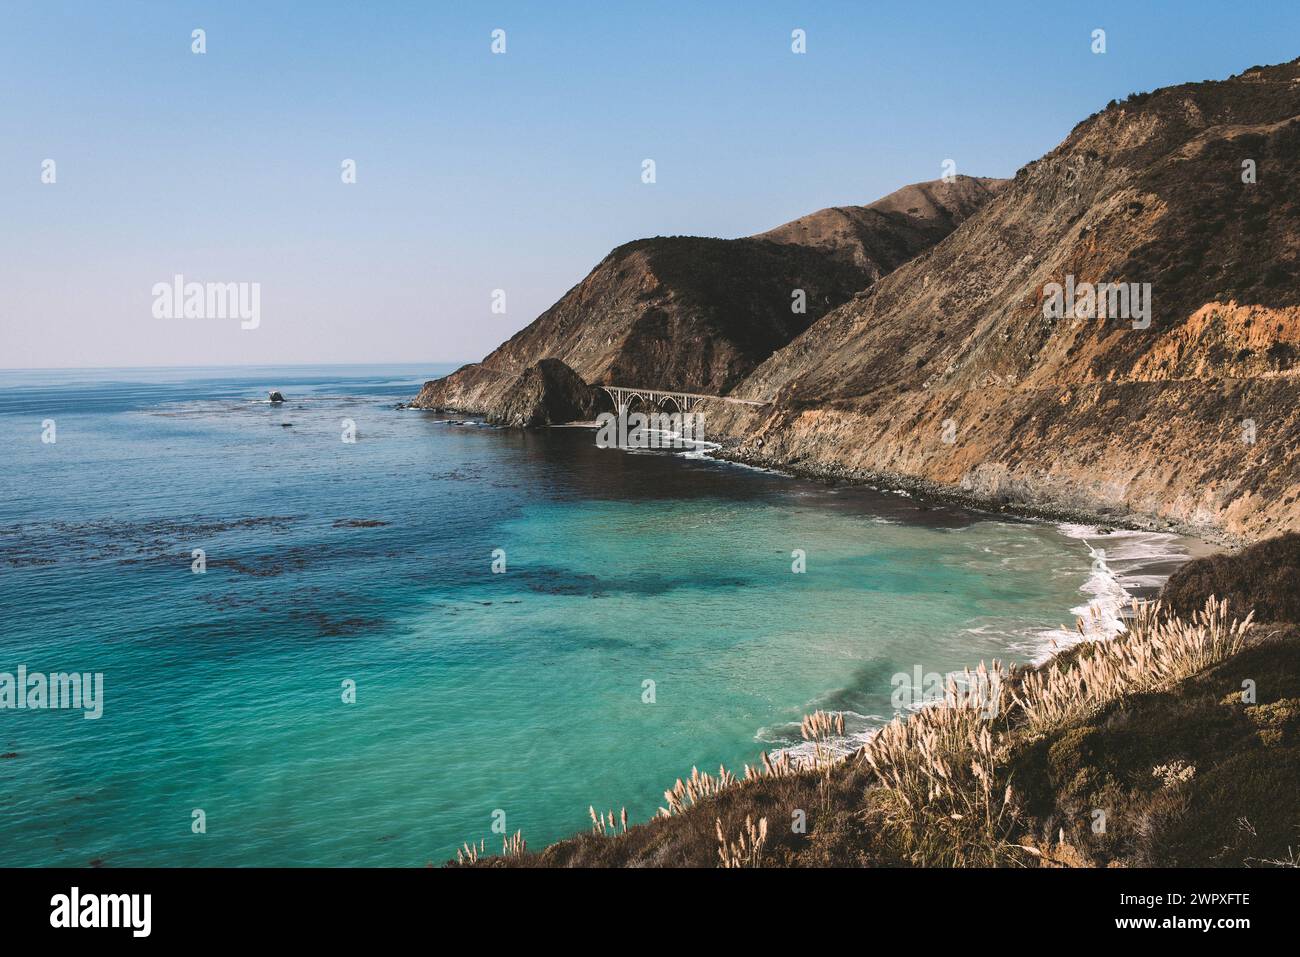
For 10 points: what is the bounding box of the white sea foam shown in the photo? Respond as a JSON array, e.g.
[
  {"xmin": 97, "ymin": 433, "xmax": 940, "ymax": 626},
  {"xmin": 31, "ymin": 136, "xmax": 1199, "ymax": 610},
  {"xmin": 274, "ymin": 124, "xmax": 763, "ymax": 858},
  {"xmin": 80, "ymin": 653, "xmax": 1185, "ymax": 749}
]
[
  {"xmin": 1032, "ymin": 523, "xmax": 1192, "ymax": 661},
  {"xmin": 760, "ymin": 710, "xmax": 888, "ymax": 764},
  {"xmin": 683, "ymin": 449, "xmax": 790, "ymax": 476},
  {"xmin": 768, "ymin": 522, "xmax": 1199, "ymax": 763}
]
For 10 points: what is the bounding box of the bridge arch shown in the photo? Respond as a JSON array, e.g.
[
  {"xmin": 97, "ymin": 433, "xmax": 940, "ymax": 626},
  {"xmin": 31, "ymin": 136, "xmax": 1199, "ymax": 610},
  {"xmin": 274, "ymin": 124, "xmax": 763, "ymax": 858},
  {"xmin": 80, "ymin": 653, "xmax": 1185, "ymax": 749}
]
[
  {"xmin": 623, "ymin": 392, "xmax": 649, "ymax": 413},
  {"xmin": 597, "ymin": 384, "xmax": 764, "ymax": 415}
]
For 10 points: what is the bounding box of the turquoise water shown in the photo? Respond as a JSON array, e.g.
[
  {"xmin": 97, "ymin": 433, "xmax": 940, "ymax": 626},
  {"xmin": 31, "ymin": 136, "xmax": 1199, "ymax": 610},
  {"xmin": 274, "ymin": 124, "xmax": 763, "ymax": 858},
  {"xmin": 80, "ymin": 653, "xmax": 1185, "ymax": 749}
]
[{"xmin": 0, "ymin": 365, "xmax": 1113, "ymax": 866}]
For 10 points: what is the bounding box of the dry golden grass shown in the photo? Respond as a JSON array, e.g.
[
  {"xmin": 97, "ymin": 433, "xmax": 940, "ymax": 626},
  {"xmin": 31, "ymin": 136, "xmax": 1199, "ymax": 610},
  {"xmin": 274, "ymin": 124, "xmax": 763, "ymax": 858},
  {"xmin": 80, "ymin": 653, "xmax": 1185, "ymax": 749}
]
[
  {"xmin": 858, "ymin": 661, "xmax": 1022, "ymax": 866},
  {"xmin": 715, "ymin": 815, "xmax": 768, "ymax": 868},
  {"xmin": 1152, "ymin": 760, "xmax": 1197, "ymax": 788},
  {"xmin": 849, "ymin": 601, "xmax": 1252, "ymax": 865},
  {"xmin": 456, "ymin": 838, "xmax": 484, "ymax": 865},
  {"xmin": 502, "ymin": 830, "xmax": 526, "ymax": 857},
  {"xmin": 1012, "ymin": 598, "xmax": 1252, "ymax": 737},
  {"xmin": 589, "ymin": 806, "xmax": 628, "ymax": 836},
  {"xmin": 800, "ymin": 710, "xmax": 846, "ymax": 770},
  {"xmin": 659, "ymin": 765, "xmax": 739, "ymax": 817},
  {"xmin": 658, "ymin": 716, "xmax": 846, "ymax": 821},
  {"xmin": 1016, "ymin": 829, "xmax": 1094, "ymax": 868},
  {"xmin": 744, "ymin": 749, "xmax": 796, "ymax": 781}
]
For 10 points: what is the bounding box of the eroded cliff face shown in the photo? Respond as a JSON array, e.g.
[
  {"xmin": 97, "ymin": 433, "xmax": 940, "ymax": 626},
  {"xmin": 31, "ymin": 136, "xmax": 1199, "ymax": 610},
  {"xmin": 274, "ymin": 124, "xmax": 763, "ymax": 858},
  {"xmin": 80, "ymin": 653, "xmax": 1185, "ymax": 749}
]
[
  {"xmin": 410, "ymin": 176, "xmax": 1003, "ymax": 413},
  {"xmin": 709, "ymin": 60, "xmax": 1300, "ymax": 543}
]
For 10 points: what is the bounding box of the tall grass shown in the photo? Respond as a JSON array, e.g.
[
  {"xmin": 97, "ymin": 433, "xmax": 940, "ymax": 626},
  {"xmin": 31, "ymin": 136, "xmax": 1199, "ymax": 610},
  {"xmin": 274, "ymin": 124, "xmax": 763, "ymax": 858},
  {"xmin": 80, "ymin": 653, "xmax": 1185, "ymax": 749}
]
[
  {"xmin": 854, "ymin": 598, "xmax": 1251, "ymax": 864},
  {"xmin": 858, "ymin": 661, "xmax": 1021, "ymax": 865},
  {"xmin": 659, "ymin": 765, "xmax": 739, "ymax": 817},
  {"xmin": 1012, "ymin": 597, "xmax": 1252, "ymax": 736},
  {"xmin": 589, "ymin": 806, "xmax": 628, "ymax": 836},
  {"xmin": 715, "ymin": 816, "xmax": 768, "ymax": 868},
  {"xmin": 745, "ymin": 749, "xmax": 796, "ymax": 781},
  {"xmin": 456, "ymin": 839, "xmax": 484, "ymax": 865},
  {"xmin": 502, "ymin": 830, "xmax": 526, "ymax": 857}
]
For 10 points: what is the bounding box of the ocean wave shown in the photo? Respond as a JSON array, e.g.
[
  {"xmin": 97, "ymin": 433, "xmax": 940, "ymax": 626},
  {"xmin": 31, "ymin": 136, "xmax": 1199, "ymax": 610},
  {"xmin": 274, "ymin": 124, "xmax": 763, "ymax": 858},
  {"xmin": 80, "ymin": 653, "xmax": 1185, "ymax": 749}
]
[
  {"xmin": 760, "ymin": 710, "xmax": 889, "ymax": 764},
  {"xmin": 1033, "ymin": 523, "xmax": 1193, "ymax": 661},
  {"xmin": 765, "ymin": 523, "xmax": 1199, "ymax": 762}
]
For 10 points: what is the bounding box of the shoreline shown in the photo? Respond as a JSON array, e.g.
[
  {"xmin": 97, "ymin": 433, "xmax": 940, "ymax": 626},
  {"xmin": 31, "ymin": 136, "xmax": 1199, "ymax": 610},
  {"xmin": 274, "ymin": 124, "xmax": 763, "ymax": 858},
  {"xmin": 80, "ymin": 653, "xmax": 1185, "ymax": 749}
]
[
  {"xmin": 431, "ymin": 409, "xmax": 1228, "ymax": 580},
  {"xmin": 438, "ymin": 410, "xmax": 1241, "ymax": 551},
  {"xmin": 444, "ymin": 412, "xmax": 1219, "ymax": 761},
  {"xmin": 411, "ymin": 406, "xmax": 1266, "ymax": 868},
  {"xmin": 704, "ymin": 443, "xmax": 1243, "ymax": 551},
  {"xmin": 697, "ymin": 440, "xmax": 1223, "ymax": 656}
]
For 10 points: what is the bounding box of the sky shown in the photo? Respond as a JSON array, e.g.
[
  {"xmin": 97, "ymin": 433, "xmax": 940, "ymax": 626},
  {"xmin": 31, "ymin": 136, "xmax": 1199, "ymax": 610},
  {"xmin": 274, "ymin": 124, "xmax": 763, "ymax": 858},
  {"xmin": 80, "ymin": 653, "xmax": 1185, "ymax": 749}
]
[{"xmin": 2, "ymin": 1, "xmax": 1298, "ymax": 370}]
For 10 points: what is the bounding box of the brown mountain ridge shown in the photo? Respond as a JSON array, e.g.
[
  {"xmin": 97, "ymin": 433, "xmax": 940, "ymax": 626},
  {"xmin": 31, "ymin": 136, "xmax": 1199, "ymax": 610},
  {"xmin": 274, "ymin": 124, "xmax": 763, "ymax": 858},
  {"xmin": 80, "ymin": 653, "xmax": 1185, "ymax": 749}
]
[
  {"xmin": 414, "ymin": 58, "xmax": 1300, "ymax": 543},
  {"xmin": 410, "ymin": 176, "xmax": 1003, "ymax": 418},
  {"xmin": 706, "ymin": 58, "xmax": 1300, "ymax": 544}
]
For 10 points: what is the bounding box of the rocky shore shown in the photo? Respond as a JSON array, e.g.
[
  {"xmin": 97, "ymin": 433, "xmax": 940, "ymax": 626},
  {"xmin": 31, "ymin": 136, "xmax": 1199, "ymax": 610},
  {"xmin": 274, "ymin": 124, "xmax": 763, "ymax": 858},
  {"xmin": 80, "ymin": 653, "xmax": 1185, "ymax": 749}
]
[{"xmin": 705, "ymin": 441, "xmax": 1246, "ymax": 549}]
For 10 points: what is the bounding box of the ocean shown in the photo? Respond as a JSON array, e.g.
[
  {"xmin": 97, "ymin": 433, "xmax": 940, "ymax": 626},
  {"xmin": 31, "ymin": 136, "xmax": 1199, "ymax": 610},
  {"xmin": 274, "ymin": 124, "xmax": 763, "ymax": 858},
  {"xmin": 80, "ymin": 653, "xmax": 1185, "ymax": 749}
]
[{"xmin": 0, "ymin": 364, "xmax": 1191, "ymax": 866}]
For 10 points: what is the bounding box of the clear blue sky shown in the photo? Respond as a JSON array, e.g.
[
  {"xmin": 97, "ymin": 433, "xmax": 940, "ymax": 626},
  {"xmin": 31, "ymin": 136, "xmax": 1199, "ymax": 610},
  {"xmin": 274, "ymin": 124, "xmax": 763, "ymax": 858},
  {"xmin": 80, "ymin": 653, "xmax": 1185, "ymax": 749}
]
[{"xmin": 2, "ymin": 0, "xmax": 1297, "ymax": 369}]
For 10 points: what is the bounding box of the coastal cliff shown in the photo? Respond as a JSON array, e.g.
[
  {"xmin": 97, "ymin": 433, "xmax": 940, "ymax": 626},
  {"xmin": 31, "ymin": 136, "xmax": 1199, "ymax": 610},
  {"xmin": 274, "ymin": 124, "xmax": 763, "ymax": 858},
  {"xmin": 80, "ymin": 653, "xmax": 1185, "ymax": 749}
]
[
  {"xmin": 702, "ymin": 59, "xmax": 1300, "ymax": 544},
  {"xmin": 416, "ymin": 59, "xmax": 1300, "ymax": 544},
  {"xmin": 483, "ymin": 359, "xmax": 609, "ymax": 428},
  {"xmin": 421, "ymin": 57, "xmax": 1300, "ymax": 872}
]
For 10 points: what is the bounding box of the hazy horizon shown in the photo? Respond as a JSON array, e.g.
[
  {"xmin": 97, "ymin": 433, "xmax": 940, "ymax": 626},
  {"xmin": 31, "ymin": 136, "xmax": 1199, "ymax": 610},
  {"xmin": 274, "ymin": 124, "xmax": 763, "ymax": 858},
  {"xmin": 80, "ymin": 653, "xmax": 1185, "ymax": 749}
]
[
  {"xmin": 0, "ymin": 359, "xmax": 463, "ymax": 373},
  {"xmin": 5, "ymin": 0, "xmax": 1298, "ymax": 370}
]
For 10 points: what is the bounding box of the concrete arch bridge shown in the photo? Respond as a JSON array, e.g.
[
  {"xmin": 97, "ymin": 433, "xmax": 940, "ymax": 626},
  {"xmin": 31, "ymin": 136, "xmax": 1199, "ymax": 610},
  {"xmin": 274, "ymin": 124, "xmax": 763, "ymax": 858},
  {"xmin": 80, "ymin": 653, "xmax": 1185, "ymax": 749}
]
[{"xmin": 598, "ymin": 385, "xmax": 766, "ymax": 414}]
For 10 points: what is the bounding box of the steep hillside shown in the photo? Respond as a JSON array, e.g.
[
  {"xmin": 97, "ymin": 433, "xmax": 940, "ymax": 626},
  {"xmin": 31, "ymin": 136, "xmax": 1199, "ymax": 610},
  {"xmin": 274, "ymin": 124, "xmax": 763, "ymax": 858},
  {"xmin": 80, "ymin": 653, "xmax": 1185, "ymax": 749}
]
[
  {"xmin": 1162, "ymin": 531, "xmax": 1300, "ymax": 622},
  {"xmin": 411, "ymin": 177, "xmax": 1003, "ymax": 412},
  {"xmin": 711, "ymin": 59, "xmax": 1300, "ymax": 543}
]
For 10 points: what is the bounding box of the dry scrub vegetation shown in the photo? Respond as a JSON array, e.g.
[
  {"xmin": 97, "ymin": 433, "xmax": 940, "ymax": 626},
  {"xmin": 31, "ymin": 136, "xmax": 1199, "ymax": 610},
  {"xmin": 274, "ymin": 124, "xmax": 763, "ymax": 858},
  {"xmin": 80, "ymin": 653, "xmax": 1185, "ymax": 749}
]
[{"xmin": 453, "ymin": 596, "xmax": 1300, "ymax": 868}]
